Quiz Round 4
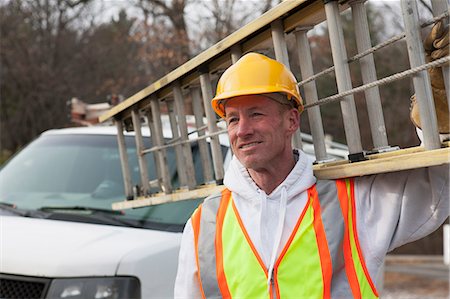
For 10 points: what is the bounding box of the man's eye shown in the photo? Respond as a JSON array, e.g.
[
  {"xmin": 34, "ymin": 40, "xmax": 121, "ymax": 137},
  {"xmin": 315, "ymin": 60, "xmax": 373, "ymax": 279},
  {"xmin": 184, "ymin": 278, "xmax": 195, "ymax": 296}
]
[{"xmin": 227, "ymin": 117, "xmax": 238, "ymax": 125}]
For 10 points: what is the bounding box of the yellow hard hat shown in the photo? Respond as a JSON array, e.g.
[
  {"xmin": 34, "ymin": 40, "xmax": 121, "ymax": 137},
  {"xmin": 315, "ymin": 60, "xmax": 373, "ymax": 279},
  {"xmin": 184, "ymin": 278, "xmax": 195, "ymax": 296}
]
[{"xmin": 211, "ymin": 52, "xmax": 303, "ymax": 118}]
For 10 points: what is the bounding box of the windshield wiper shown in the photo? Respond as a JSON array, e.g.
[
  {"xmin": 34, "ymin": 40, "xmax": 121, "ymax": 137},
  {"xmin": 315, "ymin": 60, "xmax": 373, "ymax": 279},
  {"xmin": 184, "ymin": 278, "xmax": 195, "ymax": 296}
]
[
  {"xmin": 0, "ymin": 202, "xmax": 46, "ymax": 217},
  {"xmin": 39, "ymin": 206, "xmax": 123, "ymax": 215},
  {"xmin": 0, "ymin": 202, "xmax": 22, "ymax": 216},
  {"xmin": 38, "ymin": 206, "xmax": 140, "ymax": 228}
]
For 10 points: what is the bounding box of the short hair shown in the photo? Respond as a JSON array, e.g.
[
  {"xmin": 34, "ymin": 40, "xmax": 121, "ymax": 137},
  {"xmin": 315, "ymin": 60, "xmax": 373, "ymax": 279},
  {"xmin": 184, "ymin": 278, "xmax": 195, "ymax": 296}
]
[
  {"xmin": 263, "ymin": 93, "xmax": 298, "ymax": 110},
  {"xmin": 220, "ymin": 92, "xmax": 298, "ymax": 117}
]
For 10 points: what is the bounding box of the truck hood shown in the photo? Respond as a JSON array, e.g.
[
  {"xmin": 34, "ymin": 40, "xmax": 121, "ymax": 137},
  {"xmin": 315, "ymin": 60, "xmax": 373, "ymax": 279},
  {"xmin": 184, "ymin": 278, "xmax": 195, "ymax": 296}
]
[{"xmin": 0, "ymin": 215, "xmax": 182, "ymax": 277}]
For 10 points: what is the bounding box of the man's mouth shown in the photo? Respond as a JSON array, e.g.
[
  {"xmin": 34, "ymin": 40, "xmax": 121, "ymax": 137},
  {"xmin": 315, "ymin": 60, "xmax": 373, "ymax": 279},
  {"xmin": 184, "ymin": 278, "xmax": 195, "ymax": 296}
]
[{"xmin": 239, "ymin": 142, "xmax": 261, "ymax": 149}]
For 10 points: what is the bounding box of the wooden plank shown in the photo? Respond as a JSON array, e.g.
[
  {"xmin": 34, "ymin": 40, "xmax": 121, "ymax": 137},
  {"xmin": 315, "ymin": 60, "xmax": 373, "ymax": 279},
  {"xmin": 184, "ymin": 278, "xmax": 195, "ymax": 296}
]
[
  {"xmin": 112, "ymin": 184, "xmax": 225, "ymax": 210},
  {"xmin": 313, "ymin": 146, "xmax": 450, "ymax": 179},
  {"xmin": 284, "ymin": 0, "xmax": 325, "ymax": 32}
]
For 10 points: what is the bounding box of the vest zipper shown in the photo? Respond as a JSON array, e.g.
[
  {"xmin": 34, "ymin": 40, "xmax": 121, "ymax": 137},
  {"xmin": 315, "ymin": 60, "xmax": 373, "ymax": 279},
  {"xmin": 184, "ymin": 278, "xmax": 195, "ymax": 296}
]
[{"xmin": 270, "ymin": 270, "xmax": 276, "ymax": 299}]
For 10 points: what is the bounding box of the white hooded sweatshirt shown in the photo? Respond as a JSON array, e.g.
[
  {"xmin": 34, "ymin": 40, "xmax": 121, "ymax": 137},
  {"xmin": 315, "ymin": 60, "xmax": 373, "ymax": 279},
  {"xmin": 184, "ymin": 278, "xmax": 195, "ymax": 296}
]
[{"xmin": 174, "ymin": 149, "xmax": 449, "ymax": 298}]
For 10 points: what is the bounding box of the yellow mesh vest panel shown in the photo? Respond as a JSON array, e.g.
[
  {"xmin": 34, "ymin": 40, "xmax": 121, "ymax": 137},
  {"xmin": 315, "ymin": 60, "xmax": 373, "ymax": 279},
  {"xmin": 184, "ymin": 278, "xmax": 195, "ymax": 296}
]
[
  {"xmin": 277, "ymin": 200, "xmax": 324, "ymax": 299},
  {"xmin": 222, "ymin": 200, "xmax": 269, "ymax": 298}
]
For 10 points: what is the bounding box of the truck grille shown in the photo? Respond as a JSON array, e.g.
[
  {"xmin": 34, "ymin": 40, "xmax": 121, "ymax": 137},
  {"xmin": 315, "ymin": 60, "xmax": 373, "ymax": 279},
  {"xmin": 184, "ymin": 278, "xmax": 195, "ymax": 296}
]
[{"xmin": 0, "ymin": 274, "xmax": 50, "ymax": 299}]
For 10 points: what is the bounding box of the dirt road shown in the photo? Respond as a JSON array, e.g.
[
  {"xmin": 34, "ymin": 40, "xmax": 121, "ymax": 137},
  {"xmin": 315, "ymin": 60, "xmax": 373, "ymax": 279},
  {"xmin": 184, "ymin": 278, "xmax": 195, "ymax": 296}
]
[{"xmin": 381, "ymin": 255, "xmax": 449, "ymax": 299}]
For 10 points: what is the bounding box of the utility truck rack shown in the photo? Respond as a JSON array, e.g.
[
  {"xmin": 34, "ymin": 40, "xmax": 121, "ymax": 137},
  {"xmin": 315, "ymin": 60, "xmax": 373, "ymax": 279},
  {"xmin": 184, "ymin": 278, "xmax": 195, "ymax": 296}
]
[{"xmin": 99, "ymin": 0, "xmax": 450, "ymax": 210}]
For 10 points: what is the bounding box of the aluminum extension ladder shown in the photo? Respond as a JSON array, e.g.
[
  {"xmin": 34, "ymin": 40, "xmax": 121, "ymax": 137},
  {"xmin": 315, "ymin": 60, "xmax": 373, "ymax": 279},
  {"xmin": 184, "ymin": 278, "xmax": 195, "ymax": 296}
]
[{"xmin": 98, "ymin": 0, "xmax": 450, "ymax": 210}]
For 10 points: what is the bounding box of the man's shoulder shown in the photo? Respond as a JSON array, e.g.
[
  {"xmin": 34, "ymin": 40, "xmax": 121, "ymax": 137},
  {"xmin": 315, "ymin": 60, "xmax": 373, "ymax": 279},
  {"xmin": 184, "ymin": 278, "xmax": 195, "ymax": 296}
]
[
  {"xmin": 315, "ymin": 178, "xmax": 356, "ymax": 194},
  {"xmin": 201, "ymin": 188, "xmax": 229, "ymax": 210},
  {"xmin": 315, "ymin": 179, "xmax": 336, "ymax": 187},
  {"xmin": 203, "ymin": 192, "xmax": 223, "ymax": 203}
]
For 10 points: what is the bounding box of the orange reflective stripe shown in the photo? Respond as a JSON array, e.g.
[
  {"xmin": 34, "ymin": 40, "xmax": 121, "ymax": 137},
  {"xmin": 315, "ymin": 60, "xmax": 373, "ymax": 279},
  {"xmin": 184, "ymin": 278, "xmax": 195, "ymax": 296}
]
[
  {"xmin": 191, "ymin": 206, "xmax": 202, "ymax": 252},
  {"xmin": 191, "ymin": 206, "xmax": 202, "ymax": 245},
  {"xmin": 191, "ymin": 206, "xmax": 206, "ymax": 299},
  {"xmin": 216, "ymin": 189, "xmax": 232, "ymax": 298},
  {"xmin": 336, "ymin": 179, "xmax": 361, "ymax": 299},
  {"xmin": 348, "ymin": 180, "xmax": 379, "ymax": 297},
  {"xmin": 310, "ymin": 186, "xmax": 333, "ymax": 299}
]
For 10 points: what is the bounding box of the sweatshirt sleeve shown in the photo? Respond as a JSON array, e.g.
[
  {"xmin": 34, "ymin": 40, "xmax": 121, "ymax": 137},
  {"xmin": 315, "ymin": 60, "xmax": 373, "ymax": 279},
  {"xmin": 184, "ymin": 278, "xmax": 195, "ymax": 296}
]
[
  {"xmin": 174, "ymin": 219, "xmax": 202, "ymax": 299},
  {"xmin": 354, "ymin": 164, "xmax": 449, "ymax": 262}
]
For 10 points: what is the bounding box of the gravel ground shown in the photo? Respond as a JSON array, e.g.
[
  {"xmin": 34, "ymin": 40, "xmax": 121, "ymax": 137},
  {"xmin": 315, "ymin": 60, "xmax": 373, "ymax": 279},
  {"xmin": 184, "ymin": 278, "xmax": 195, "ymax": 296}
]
[{"xmin": 381, "ymin": 256, "xmax": 449, "ymax": 299}]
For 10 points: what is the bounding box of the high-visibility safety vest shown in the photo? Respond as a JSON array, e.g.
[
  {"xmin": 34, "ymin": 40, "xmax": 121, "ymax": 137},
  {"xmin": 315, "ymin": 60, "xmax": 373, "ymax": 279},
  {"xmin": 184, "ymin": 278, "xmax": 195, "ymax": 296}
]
[{"xmin": 191, "ymin": 179, "xmax": 379, "ymax": 299}]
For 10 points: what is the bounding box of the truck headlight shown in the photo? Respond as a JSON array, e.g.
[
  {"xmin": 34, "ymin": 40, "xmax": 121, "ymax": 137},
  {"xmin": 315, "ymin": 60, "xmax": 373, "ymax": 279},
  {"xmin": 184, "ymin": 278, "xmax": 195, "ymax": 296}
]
[{"xmin": 46, "ymin": 277, "xmax": 140, "ymax": 299}]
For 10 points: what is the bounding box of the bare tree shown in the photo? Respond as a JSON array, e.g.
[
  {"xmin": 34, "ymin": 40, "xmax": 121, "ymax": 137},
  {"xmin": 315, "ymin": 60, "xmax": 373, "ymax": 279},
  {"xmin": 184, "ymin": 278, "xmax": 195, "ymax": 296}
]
[
  {"xmin": 188, "ymin": 0, "xmax": 280, "ymax": 53},
  {"xmin": 134, "ymin": 0, "xmax": 191, "ymax": 65},
  {"xmin": 1, "ymin": 0, "xmax": 92, "ymax": 151},
  {"xmin": 0, "ymin": 0, "xmax": 145, "ymax": 153}
]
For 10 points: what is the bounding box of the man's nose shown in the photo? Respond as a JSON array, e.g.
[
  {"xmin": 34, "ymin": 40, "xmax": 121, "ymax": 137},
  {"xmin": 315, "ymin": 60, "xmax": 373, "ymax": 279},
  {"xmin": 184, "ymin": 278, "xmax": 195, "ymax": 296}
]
[{"xmin": 236, "ymin": 115, "xmax": 253, "ymax": 137}]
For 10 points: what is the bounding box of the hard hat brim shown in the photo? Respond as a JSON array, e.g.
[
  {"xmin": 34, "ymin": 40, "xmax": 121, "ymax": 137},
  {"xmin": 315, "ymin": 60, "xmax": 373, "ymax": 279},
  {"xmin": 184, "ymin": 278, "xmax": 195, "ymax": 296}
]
[{"xmin": 212, "ymin": 88, "xmax": 303, "ymax": 118}]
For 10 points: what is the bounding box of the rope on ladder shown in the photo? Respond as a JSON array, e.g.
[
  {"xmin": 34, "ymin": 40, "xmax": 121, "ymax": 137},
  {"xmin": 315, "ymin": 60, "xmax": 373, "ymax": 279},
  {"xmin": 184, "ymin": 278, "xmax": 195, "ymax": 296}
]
[
  {"xmin": 297, "ymin": 10, "xmax": 449, "ymax": 87},
  {"xmin": 304, "ymin": 56, "xmax": 450, "ymax": 109}
]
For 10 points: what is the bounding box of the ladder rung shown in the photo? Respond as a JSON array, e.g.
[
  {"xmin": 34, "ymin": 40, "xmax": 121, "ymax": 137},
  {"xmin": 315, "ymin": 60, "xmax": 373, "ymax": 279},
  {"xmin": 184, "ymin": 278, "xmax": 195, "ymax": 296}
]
[{"xmin": 141, "ymin": 129, "xmax": 228, "ymax": 154}]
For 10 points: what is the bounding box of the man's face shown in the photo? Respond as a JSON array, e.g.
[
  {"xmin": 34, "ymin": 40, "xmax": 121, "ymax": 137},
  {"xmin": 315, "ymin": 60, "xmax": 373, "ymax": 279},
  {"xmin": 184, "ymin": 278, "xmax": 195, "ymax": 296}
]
[{"xmin": 224, "ymin": 95, "xmax": 299, "ymax": 172}]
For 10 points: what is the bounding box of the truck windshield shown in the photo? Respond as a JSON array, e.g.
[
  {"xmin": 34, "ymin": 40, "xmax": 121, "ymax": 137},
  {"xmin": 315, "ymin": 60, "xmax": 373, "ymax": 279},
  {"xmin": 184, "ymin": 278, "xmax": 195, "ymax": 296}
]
[{"xmin": 0, "ymin": 132, "xmax": 218, "ymax": 232}]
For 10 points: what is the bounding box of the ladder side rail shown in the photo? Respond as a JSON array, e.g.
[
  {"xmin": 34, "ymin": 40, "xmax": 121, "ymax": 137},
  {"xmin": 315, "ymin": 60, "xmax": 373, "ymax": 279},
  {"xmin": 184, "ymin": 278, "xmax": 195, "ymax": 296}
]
[
  {"xmin": 349, "ymin": 0, "xmax": 390, "ymax": 151},
  {"xmin": 271, "ymin": 18, "xmax": 303, "ymax": 150},
  {"xmin": 167, "ymin": 99, "xmax": 189, "ymax": 187},
  {"xmin": 199, "ymin": 70, "xmax": 225, "ymax": 183},
  {"xmin": 173, "ymin": 82, "xmax": 197, "ymax": 189},
  {"xmin": 324, "ymin": 0, "xmax": 364, "ymax": 158},
  {"xmin": 401, "ymin": 0, "xmax": 441, "ymax": 150},
  {"xmin": 294, "ymin": 27, "xmax": 330, "ymax": 163},
  {"xmin": 430, "ymin": 0, "xmax": 450, "ymax": 111},
  {"xmin": 191, "ymin": 86, "xmax": 214, "ymax": 183},
  {"xmin": 131, "ymin": 109, "xmax": 150, "ymax": 196},
  {"xmin": 149, "ymin": 97, "xmax": 172, "ymax": 193},
  {"xmin": 115, "ymin": 120, "xmax": 134, "ymax": 199},
  {"xmin": 145, "ymin": 108, "xmax": 162, "ymax": 191}
]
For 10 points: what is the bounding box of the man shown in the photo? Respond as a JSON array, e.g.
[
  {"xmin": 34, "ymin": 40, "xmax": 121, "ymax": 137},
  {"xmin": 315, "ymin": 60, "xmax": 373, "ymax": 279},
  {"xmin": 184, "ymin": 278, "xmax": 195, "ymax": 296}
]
[{"xmin": 175, "ymin": 23, "xmax": 449, "ymax": 298}]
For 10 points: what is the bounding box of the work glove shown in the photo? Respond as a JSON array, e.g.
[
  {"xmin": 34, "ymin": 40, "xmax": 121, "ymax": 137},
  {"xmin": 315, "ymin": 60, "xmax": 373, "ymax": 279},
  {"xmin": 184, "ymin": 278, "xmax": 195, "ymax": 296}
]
[{"xmin": 410, "ymin": 19, "xmax": 449, "ymax": 134}]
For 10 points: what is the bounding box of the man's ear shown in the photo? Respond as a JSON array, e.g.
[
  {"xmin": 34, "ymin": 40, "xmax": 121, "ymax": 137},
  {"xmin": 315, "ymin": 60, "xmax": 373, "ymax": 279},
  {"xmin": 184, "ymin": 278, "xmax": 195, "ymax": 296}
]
[{"xmin": 286, "ymin": 108, "xmax": 300, "ymax": 133}]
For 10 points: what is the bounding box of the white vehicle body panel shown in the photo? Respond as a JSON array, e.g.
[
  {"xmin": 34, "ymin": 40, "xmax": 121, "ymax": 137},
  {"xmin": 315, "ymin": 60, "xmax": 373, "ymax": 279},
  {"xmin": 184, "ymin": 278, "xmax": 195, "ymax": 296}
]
[{"xmin": 1, "ymin": 216, "xmax": 181, "ymax": 298}]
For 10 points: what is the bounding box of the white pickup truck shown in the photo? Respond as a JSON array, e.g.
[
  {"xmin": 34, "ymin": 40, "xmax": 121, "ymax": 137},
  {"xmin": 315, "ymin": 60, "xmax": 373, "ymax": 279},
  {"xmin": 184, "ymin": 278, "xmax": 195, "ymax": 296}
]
[{"xmin": 0, "ymin": 124, "xmax": 347, "ymax": 298}]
